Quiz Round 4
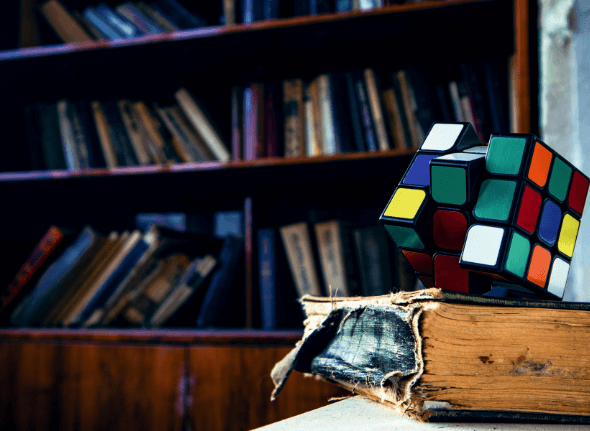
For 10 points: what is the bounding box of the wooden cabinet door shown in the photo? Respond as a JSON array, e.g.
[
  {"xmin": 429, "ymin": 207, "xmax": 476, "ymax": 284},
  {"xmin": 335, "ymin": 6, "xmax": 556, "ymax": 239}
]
[
  {"xmin": 0, "ymin": 342, "xmax": 185, "ymax": 431},
  {"xmin": 188, "ymin": 346, "xmax": 347, "ymax": 431}
]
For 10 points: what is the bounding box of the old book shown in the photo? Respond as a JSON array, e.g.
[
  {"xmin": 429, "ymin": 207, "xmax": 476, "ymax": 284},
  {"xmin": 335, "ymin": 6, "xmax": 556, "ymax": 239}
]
[
  {"xmin": 308, "ymin": 77, "xmax": 324, "ymax": 156},
  {"xmin": 39, "ymin": 0, "xmax": 93, "ymax": 43},
  {"xmin": 231, "ymin": 86, "xmax": 242, "ymax": 160},
  {"xmin": 395, "ymin": 69, "xmax": 423, "ymax": 149},
  {"xmin": 115, "ymin": 3, "xmax": 164, "ymax": 34},
  {"xmin": 279, "ymin": 222, "xmax": 323, "ymax": 298},
  {"xmin": 303, "ymin": 83, "xmax": 319, "ymax": 157},
  {"xmin": 381, "ymin": 86, "xmax": 408, "ymax": 150},
  {"xmin": 244, "ymin": 82, "xmax": 264, "ymax": 160},
  {"xmin": 136, "ymin": 2, "xmax": 179, "ymax": 32},
  {"xmin": 153, "ymin": 103, "xmax": 198, "ymax": 163},
  {"xmin": 0, "ymin": 226, "xmax": 75, "ymax": 319},
  {"xmin": 117, "ymin": 100, "xmax": 152, "ymax": 165},
  {"xmin": 316, "ymin": 74, "xmax": 337, "ymax": 155},
  {"xmin": 43, "ymin": 231, "xmax": 120, "ymax": 326},
  {"xmin": 101, "ymin": 100, "xmax": 140, "ymax": 166},
  {"xmin": 132, "ymin": 101, "xmax": 173, "ymax": 164},
  {"xmin": 91, "ymin": 100, "xmax": 121, "ymax": 168},
  {"xmin": 149, "ymin": 254, "xmax": 217, "ymax": 327},
  {"xmin": 121, "ymin": 253, "xmax": 191, "ymax": 325},
  {"xmin": 364, "ymin": 68, "xmax": 390, "ymax": 151},
  {"xmin": 282, "ymin": 79, "xmax": 305, "ymax": 157},
  {"xmin": 175, "ymin": 88, "xmax": 230, "ymax": 162},
  {"xmin": 56, "ymin": 100, "xmax": 81, "ymax": 169},
  {"xmin": 271, "ymin": 289, "xmax": 590, "ymax": 423},
  {"xmin": 166, "ymin": 105, "xmax": 216, "ymax": 161},
  {"xmin": 352, "ymin": 225, "xmax": 394, "ymax": 296},
  {"xmin": 313, "ymin": 220, "xmax": 358, "ymax": 298}
]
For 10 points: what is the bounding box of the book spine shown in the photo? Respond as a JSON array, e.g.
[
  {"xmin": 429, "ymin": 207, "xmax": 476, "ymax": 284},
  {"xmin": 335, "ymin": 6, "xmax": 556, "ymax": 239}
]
[
  {"xmin": 308, "ymin": 77, "xmax": 324, "ymax": 155},
  {"xmin": 95, "ymin": 3, "xmax": 143, "ymax": 38},
  {"xmin": 136, "ymin": 2, "xmax": 179, "ymax": 31},
  {"xmin": 395, "ymin": 70, "xmax": 423, "ymax": 149},
  {"xmin": 251, "ymin": 82, "xmax": 265, "ymax": 158},
  {"xmin": 303, "ymin": 83, "xmax": 319, "ymax": 157},
  {"xmin": 0, "ymin": 227, "xmax": 64, "ymax": 313},
  {"xmin": 354, "ymin": 75, "xmax": 378, "ymax": 152},
  {"xmin": 448, "ymin": 81, "xmax": 465, "ymax": 122},
  {"xmin": 101, "ymin": 101, "xmax": 139, "ymax": 166},
  {"xmin": 223, "ymin": 0, "xmax": 236, "ymax": 24},
  {"xmin": 115, "ymin": 4, "xmax": 163, "ymax": 34},
  {"xmin": 264, "ymin": 82, "xmax": 279, "ymax": 157},
  {"xmin": 90, "ymin": 100, "xmax": 121, "ymax": 168},
  {"xmin": 282, "ymin": 79, "xmax": 305, "ymax": 157},
  {"xmin": 344, "ymin": 72, "xmax": 366, "ymax": 152},
  {"xmin": 117, "ymin": 100, "xmax": 152, "ymax": 165},
  {"xmin": 364, "ymin": 68, "xmax": 390, "ymax": 151},
  {"xmin": 314, "ymin": 221, "xmax": 349, "ymax": 297},
  {"xmin": 67, "ymin": 102, "xmax": 91, "ymax": 169},
  {"xmin": 317, "ymin": 74, "xmax": 337, "ymax": 154},
  {"xmin": 56, "ymin": 100, "xmax": 80, "ymax": 170},
  {"xmin": 231, "ymin": 86, "xmax": 242, "ymax": 160},
  {"xmin": 83, "ymin": 6, "xmax": 125, "ymax": 40},
  {"xmin": 39, "ymin": 0, "xmax": 93, "ymax": 43},
  {"xmin": 258, "ymin": 229, "xmax": 276, "ymax": 329},
  {"xmin": 279, "ymin": 223, "xmax": 323, "ymax": 297},
  {"xmin": 329, "ymin": 73, "xmax": 355, "ymax": 153},
  {"xmin": 243, "ymin": 86, "xmax": 253, "ymax": 160},
  {"xmin": 73, "ymin": 101, "xmax": 107, "ymax": 168}
]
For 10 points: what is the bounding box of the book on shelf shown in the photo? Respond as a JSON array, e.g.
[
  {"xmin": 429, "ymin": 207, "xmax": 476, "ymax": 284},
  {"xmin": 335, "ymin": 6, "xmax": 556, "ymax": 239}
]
[
  {"xmin": 39, "ymin": 0, "xmax": 93, "ymax": 43},
  {"xmin": 313, "ymin": 220, "xmax": 359, "ymax": 298},
  {"xmin": 271, "ymin": 289, "xmax": 590, "ymax": 423},
  {"xmin": 257, "ymin": 228, "xmax": 305, "ymax": 330},
  {"xmin": 0, "ymin": 226, "xmax": 76, "ymax": 321},
  {"xmin": 283, "ymin": 78, "xmax": 305, "ymax": 157},
  {"xmin": 279, "ymin": 222, "xmax": 323, "ymax": 298},
  {"xmin": 364, "ymin": 68, "xmax": 391, "ymax": 151}
]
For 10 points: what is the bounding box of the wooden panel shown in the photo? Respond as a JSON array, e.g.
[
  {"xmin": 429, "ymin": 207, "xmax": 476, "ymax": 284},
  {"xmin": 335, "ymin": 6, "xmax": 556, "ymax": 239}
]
[
  {"xmin": 189, "ymin": 346, "xmax": 348, "ymax": 431},
  {"xmin": 0, "ymin": 342, "xmax": 185, "ymax": 431},
  {"xmin": 0, "ymin": 329, "xmax": 303, "ymax": 345}
]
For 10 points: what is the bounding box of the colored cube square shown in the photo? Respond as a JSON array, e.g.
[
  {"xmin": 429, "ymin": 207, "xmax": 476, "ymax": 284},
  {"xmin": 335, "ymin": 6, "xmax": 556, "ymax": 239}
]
[
  {"xmin": 504, "ymin": 231, "xmax": 531, "ymax": 279},
  {"xmin": 432, "ymin": 209, "xmax": 468, "ymax": 251},
  {"xmin": 515, "ymin": 185, "xmax": 542, "ymax": 234},
  {"xmin": 526, "ymin": 244, "xmax": 552, "ymax": 289},
  {"xmin": 547, "ymin": 257, "xmax": 570, "ymax": 299},
  {"xmin": 568, "ymin": 170, "xmax": 590, "ymax": 216},
  {"xmin": 380, "ymin": 186, "xmax": 431, "ymax": 251},
  {"xmin": 383, "ymin": 187, "xmax": 426, "ymax": 220},
  {"xmin": 419, "ymin": 122, "xmax": 480, "ymax": 153},
  {"xmin": 402, "ymin": 153, "xmax": 439, "ymax": 187},
  {"xmin": 527, "ymin": 141, "xmax": 553, "ymax": 188},
  {"xmin": 548, "ymin": 156, "xmax": 572, "ymax": 203},
  {"xmin": 486, "ymin": 135, "xmax": 527, "ymax": 176},
  {"xmin": 430, "ymin": 153, "xmax": 485, "ymax": 206},
  {"xmin": 418, "ymin": 275, "xmax": 435, "ymax": 288},
  {"xmin": 401, "ymin": 250, "xmax": 433, "ymax": 275},
  {"xmin": 538, "ymin": 199, "xmax": 562, "ymax": 246},
  {"xmin": 433, "ymin": 252, "xmax": 470, "ymax": 293},
  {"xmin": 557, "ymin": 213, "xmax": 580, "ymax": 258},
  {"xmin": 473, "ymin": 179, "xmax": 517, "ymax": 223},
  {"xmin": 460, "ymin": 224, "xmax": 506, "ymax": 269}
]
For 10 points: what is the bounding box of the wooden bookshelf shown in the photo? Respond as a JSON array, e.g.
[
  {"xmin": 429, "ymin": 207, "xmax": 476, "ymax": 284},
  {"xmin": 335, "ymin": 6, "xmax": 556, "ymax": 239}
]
[{"xmin": 0, "ymin": 0, "xmax": 538, "ymax": 428}]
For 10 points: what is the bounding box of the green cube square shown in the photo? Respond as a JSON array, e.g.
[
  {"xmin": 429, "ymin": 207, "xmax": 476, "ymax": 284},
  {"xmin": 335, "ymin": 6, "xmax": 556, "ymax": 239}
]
[
  {"xmin": 431, "ymin": 165, "xmax": 466, "ymax": 205},
  {"xmin": 505, "ymin": 231, "xmax": 531, "ymax": 278},
  {"xmin": 474, "ymin": 179, "xmax": 517, "ymax": 222},
  {"xmin": 548, "ymin": 157, "xmax": 572, "ymax": 202},
  {"xmin": 486, "ymin": 136, "xmax": 527, "ymax": 175},
  {"xmin": 384, "ymin": 225, "xmax": 425, "ymax": 250}
]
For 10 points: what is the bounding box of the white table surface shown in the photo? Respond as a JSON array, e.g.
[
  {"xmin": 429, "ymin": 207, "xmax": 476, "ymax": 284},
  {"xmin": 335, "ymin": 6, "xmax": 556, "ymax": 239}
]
[{"xmin": 255, "ymin": 397, "xmax": 590, "ymax": 431}]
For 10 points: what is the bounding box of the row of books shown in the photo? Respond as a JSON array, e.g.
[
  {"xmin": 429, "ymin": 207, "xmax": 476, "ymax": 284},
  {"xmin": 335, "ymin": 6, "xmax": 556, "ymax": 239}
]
[
  {"xmin": 1, "ymin": 223, "xmax": 244, "ymax": 329},
  {"xmin": 260, "ymin": 220, "xmax": 415, "ymax": 329},
  {"xmin": 233, "ymin": 60, "xmax": 511, "ymax": 160},
  {"xmin": 39, "ymin": 0, "xmax": 437, "ymax": 45},
  {"xmin": 39, "ymin": 0, "xmax": 207, "ymax": 43},
  {"xmin": 25, "ymin": 88, "xmax": 229, "ymax": 171}
]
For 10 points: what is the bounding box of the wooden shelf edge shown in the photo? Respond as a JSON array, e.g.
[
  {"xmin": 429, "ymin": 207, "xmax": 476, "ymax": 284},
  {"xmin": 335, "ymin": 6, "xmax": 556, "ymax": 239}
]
[
  {"xmin": 0, "ymin": 0, "xmax": 506, "ymax": 62},
  {"xmin": 0, "ymin": 328, "xmax": 304, "ymax": 346},
  {"xmin": 0, "ymin": 149, "xmax": 415, "ymax": 183}
]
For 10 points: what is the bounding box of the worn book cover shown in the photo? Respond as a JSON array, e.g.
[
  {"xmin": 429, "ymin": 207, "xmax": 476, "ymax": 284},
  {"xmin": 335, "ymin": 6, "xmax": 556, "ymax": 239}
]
[{"xmin": 272, "ymin": 289, "xmax": 590, "ymax": 423}]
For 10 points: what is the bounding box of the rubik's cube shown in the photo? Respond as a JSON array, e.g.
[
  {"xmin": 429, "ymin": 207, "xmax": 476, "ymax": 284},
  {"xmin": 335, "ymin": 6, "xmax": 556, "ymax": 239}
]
[{"xmin": 380, "ymin": 123, "xmax": 589, "ymax": 300}]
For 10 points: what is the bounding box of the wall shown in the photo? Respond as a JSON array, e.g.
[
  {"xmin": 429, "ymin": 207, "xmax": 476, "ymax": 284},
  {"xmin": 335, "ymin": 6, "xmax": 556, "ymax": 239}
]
[{"xmin": 540, "ymin": 0, "xmax": 590, "ymax": 301}]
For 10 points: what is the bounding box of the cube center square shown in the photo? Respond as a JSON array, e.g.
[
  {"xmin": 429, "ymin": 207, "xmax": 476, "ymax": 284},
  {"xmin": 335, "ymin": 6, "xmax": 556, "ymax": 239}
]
[
  {"xmin": 486, "ymin": 136, "xmax": 527, "ymax": 175},
  {"xmin": 474, "ymin": 179, "xmax": 517, "ymax": 222},
  {"xmin": 402, "ymin": 153, "xmax": 438, "ymax": 187},
  {"xmin": 548, "ymin": 156, "xmax": 572, "ymax": 203},
  {"xmin": 431, "ymin": 165, "xmax": 467, "ymax": 205},
  {"xmin": 538, "ymin": 199, "xmax": 562, "ymax": 246},
  {"xmin": 527, "ymin": 142, "xmax": 553, "ymax": 188},
  {"xmin": 383, "ymin": 187, "xmax": 426, "ymax": 220},
  {"xmin": 461, "ymin": 224, "xmax": 505, "ymax": 267}
]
